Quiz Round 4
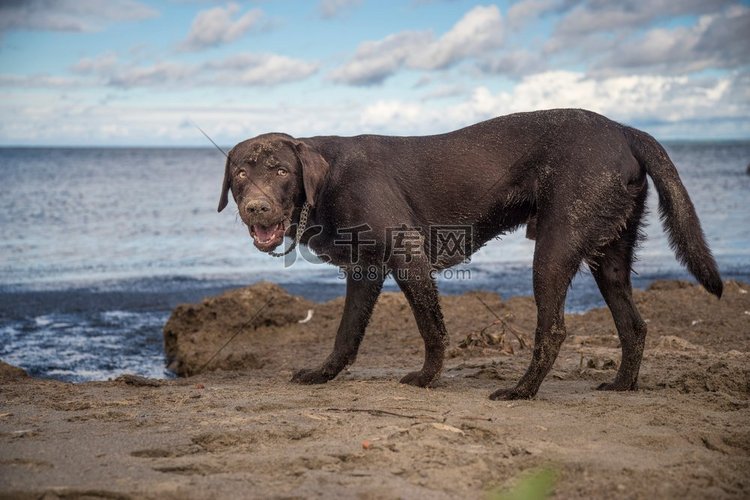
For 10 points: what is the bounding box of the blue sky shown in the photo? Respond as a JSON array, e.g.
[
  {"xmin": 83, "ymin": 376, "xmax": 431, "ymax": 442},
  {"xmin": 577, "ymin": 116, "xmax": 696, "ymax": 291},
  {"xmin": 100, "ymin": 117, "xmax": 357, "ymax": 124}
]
[{"xmin": 1, "ymin": 0, "xmax": 748, "ymax": 146}]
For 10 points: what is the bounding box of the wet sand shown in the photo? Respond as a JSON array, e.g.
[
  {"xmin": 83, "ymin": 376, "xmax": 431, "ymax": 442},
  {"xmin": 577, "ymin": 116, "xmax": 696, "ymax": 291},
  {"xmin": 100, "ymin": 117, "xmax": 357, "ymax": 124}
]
[{"xmin": 1, "ymin": 280, "xmax": 748, "ymax": 499}]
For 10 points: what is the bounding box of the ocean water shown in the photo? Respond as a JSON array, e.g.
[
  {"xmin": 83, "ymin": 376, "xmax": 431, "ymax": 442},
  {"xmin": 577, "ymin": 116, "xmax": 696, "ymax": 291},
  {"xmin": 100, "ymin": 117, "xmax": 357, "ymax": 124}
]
[{"xmin": 1, "ymin": 143, "xmax": 748, "ymax": 381}]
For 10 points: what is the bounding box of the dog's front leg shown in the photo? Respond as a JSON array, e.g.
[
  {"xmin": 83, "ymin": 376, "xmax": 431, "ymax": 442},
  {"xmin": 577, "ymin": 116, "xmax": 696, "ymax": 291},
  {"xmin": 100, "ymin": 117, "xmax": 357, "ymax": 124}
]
[
  {"xmin": 291, "ymin": 269, "xmax": 384, "ymax": 384},
  {"xmin": 393, "ymin": 259, "xmax": 448, "ymax": 388}
]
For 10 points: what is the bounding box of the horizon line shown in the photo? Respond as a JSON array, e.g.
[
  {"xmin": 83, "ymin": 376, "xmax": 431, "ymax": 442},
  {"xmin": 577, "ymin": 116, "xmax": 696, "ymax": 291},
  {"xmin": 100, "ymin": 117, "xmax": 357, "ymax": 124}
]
[{"xmin": 2, "ymin": 137, "xmax": 750, "ymax": 149}]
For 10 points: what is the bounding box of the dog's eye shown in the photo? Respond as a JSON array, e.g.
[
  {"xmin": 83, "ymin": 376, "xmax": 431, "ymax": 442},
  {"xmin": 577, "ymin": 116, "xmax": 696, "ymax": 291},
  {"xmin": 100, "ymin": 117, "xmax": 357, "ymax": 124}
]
[{"xmin": 277, "ymin": 168, "xmax": 288, "ymax": 177}]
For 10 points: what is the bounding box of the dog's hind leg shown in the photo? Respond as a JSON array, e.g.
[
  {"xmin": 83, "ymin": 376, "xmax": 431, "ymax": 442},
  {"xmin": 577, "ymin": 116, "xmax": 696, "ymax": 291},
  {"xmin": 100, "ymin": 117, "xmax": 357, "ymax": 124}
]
[
  {"xmin": 291, "ymin": 270, "xmax": 384, "ymax": 384},
  {"xmin": 590, "ymin": 207, "xmax": 647, "ymax": 391},
  {"xmin": 393, "ymin": 258, "xmax": 449, "ymax": 388},
  {"xmin": 490, "ymin": 232, "xmax": 582, "ymax": 400}
]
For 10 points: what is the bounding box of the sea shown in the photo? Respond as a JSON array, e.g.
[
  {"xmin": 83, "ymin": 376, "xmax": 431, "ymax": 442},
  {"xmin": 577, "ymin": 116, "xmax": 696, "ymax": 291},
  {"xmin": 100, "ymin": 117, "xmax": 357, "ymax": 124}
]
[{"xmin": 1, "ymin": 143, "xmax": 749, "ymax": 382}]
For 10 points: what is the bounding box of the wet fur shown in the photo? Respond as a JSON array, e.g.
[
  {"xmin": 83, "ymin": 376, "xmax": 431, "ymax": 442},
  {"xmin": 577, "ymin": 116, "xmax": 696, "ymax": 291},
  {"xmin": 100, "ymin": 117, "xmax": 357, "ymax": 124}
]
[{"xmin": 219, "ymin": 108, "xmax": 722, "ymax": 400}]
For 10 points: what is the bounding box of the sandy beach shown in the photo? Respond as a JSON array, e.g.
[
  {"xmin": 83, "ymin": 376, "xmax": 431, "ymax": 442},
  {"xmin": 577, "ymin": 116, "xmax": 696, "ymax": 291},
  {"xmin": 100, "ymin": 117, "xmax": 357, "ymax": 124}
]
[{"xmin": 1, "ymin": 279, "xmax": 748, "ymax": 499}]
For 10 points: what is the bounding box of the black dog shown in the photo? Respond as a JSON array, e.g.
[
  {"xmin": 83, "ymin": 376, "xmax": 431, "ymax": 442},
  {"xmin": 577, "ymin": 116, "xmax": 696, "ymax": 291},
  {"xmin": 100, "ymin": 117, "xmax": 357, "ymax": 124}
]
[{"xmin": 218, "ymin": 108, "xmax": 722, "ymax": 400}]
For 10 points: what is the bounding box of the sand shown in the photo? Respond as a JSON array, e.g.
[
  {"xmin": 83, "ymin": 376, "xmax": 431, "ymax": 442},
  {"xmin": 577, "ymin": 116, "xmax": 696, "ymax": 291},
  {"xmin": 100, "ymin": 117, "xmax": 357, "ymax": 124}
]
[{"xmin": 1, "ymin": 280, "xmax": 749, "ymax": 499}]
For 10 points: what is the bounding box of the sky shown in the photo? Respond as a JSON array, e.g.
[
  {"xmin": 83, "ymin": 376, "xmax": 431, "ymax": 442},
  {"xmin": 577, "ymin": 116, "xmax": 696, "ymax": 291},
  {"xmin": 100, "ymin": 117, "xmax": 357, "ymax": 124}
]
[{"xmin": 0, "ymin": 0, "xmax": 748, "ymax": 146}]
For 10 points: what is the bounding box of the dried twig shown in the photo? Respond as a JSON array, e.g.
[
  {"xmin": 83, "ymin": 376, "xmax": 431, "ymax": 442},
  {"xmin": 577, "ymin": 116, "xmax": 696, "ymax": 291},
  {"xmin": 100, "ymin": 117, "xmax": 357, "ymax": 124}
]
[{"xmin": 325, "ymin": 408, "xmax": 422, "ymax": 419}]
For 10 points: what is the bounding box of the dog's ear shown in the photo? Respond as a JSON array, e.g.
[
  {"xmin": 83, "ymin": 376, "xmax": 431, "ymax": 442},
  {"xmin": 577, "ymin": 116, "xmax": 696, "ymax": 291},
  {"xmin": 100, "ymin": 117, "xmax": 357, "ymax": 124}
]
[
  {"xmin": 217, "ymin": 155, "xmax": 231, "ymax": 212},
  {"xmin": 293, "ymin": 142, "xmax": 329, "ymax": 207}
]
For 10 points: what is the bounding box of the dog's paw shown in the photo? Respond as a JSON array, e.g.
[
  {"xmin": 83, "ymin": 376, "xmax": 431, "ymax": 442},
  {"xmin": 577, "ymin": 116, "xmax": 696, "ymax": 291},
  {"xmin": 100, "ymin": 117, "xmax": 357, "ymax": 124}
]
[
  {"xmin": 488, "ymin": 387, "xmax": 535, "ymax": 401},
  {"xmin": 399, "ymin": 370, "xmax": 437, "ymax": 388},
  {"xmin": 596, "ymin": 380, "xmax": 638, "ymax": 391},
  {"xmin": 290, "ymin": 368, "xmax": 333, "ymax": 385}
]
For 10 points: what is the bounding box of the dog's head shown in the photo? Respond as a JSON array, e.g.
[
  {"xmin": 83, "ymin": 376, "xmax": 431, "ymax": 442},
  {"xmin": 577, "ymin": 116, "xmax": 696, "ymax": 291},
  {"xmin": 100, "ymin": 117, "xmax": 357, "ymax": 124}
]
[{"xmin": 217, "ymin": 133, "xmax": 329, "ymax": 252}]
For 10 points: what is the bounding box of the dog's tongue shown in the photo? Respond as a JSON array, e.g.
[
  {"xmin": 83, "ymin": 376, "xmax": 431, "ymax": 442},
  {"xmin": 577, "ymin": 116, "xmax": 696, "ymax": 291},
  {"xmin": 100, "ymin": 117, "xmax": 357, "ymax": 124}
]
[{"xmin": 253, "ymin": 223, "xmax": 281, "ymax": 241}]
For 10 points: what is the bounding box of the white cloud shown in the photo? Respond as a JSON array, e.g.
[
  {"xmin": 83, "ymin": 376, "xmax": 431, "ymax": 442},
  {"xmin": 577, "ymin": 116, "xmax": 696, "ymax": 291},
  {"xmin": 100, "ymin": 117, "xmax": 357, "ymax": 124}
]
[
  {"xmin": 449, "ymin": 72, "xmax": 745, "ymax": 126},
  {"xmin": 71, "ymin": 53, "xmax": 119, "ymax": 74},
  {"xmin": 108, "ymin": 61, "xmax": 196, "ymax": 87},
  {"xmin": 360, "ymin": 100, "xmax": 424, "ymax": 129},
  {"xmin": 329, "ymin": 31, "xmax": 432, "ymax": 85},
  {"xmin": 355, "ymin": 71, "xmax": 748, "ymax": 137},
  {"xmin": 330, "ymin": 4, "xmax": 503, "ymax": 85},
  {"xmin": 410, "ymin": 4, "xmax": 504, "ymax": 70},
  {"xmin": 2, "ymin": 70, "xmax": 747, "ymax": 146},
  {"xmin": 205, "ymin": 53, "xmax": 320, "ymax": 85},
  {"xmin": 179, "ymin": 3, "xmax": 265, "ymax": 51},
  {"xmin": 318, "ymin": 0, "xmax": 363, "ymax": 19},
  {"xmin": 69, "ymin": 51, "xmax": 318, "ymax": 88},
  {"xmin": 0, "ymin": 0, "xmax": 157, "ymax": 34},
  {"xmin": 0, "ymin": 96, "xmax": 364, "ymax": 146},
  {"xmin": 0, "ymin": 74, "xmax": 89, "ymax": 88}
]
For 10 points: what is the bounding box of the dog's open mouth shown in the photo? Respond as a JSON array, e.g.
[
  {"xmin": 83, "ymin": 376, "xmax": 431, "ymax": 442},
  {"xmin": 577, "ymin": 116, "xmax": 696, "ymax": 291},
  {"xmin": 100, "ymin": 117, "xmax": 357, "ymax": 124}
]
[{"xmin": 250, "ymin": 222, "xmax": 287, "ymax": 252}]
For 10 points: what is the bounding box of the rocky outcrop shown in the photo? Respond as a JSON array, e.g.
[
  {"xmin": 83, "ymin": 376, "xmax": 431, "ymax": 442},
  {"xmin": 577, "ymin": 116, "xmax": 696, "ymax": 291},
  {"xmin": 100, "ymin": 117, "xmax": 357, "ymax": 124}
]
[
  {"xmin": 0, "ymin": 360, "xmax": 28, "ymax": 380},
  {"xmin": 163, "ymin": 281, "xmax": 314, "ymax": 376},
  {"xmin": 163, "ymin": 279, "xmax": 749, "ymax": 378}
]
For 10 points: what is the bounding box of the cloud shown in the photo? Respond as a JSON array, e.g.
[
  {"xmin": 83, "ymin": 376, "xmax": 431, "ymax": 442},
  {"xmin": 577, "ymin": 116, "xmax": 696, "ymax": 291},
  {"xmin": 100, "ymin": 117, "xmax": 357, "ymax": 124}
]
[
  {"xmin": 420, "ymin": 83, "xmax": 467, "ymax": 101},
  {"xmin": 478, "ymin": 49, "xmax": 546, "ymax": 78},
  {"xmin": 449, "ymin": 72, "xmax": 747, "ymax": 128},
  {"xmin": 410, "ymin": 0, "xmax": 464, "ymax": 5},
  {"xmin": 70, "ymin": 51, "xmax": 318, "ymax": 88},
  {"xmin": 544, "ymin": 0, "xmax": 739, "ymax": 59},
  {"xmin": 179, "ymin": 3, "xmax": 265, "ymax": 51},
  {"xmin": 0, "ymin": 95, "xmax": 366, "ymax": 146},
  {"xmin": 357, "ymin": 70, "xmax": 749, "ymax": 137},
  {"xmin": 0, "ymin": 0, "xmax": 157, "ymax": 34},
  {"xmin": 318, "ymin": 0, "xmax": 363, "ymax": 19},
  {"xmin": 107, "ymin": 61, "xmax": 196, "ymax": 87},
  {"xmin": 592, "ymin": 6, "xmax": 750, "ymax": 75},
  {"xmin": 506, "ymin": 0, "xmax": 561, "ymax": 29},
  {"xmin": 204, "ymin": 53, "xmax": 320, "ymax": 85},
  {"xmin": 329, "ymin": 31, "xmax": 432, "ymax": 85},
  {"xmin": 71, "ymin": 53, "xmax": 119, "ymax": 74},
  {"xmin": 553, "ymin": 0, "xmax": 735, "ymax": 36},
  {"xmin": 360, "ymin": 100, "xmax": 423, "ymax": 129},
  {"xmin": 410, "ymin": 4, "xmax": 505, "ymax": 70},
  {"xmin": 0, "ymin": 74, "xmax": 89, "ymax": 88},
  {"xmin": 2, "ymin": 70, "xmax": 747, "ymax": 146},
  {"xmin": 482, "ymin": 1, "xmax": 747, "ymax": 80},
  {"xmin": 330, "ymin": 4, "xmax": 503, "ymax": 85}
]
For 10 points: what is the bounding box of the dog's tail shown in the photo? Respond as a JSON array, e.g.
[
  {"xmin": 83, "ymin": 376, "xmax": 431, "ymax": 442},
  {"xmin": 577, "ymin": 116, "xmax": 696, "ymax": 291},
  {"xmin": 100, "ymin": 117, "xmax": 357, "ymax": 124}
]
[{"xmin": 624, "ymin": 126, "xmax": 722, "ymax": 298}]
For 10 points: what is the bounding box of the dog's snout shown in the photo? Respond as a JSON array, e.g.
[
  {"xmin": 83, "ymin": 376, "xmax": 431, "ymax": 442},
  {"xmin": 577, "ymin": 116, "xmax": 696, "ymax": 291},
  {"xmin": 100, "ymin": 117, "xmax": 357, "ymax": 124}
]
[{"xmin": 245, "ymin": 199, "xmax": 271, "ymax": 215}]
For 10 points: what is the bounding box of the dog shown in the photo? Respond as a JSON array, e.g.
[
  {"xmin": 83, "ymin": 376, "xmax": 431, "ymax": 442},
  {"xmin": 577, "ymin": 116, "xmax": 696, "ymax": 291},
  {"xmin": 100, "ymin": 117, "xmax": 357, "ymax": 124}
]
[{"xmin": 218, "ymin": 108, "xmax": 722, "ymax": 400}]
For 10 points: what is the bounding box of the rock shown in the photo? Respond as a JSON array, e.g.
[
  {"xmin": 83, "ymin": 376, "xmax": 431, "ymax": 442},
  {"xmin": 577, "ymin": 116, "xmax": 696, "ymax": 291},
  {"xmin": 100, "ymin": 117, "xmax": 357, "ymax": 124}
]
[
  {"xmin": 163, "ymin": 281, "xmax": 314, "ymax": 376},
  {"xmin": 0, "ymin": 360, "xmax": 28, "ymax": 380}
]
